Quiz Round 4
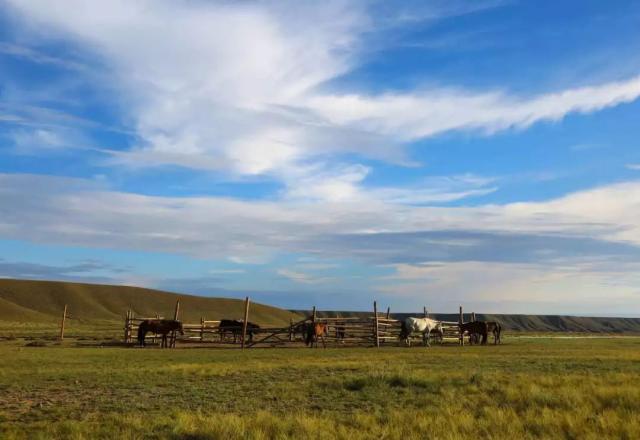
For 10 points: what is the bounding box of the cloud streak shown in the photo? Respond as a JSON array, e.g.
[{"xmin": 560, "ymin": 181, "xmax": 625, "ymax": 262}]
[{"xmin": 1, "ymin": 173, "xmax": 639, "ymax": 267}]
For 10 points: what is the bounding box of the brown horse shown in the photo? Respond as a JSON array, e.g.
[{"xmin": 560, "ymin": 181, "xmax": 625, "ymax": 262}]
[
  {"xmin": 486, "ymin": 321, "xmax": 502, "ymax": 344},
  {"xmin": 304, "ymin": 322, "xmax": 328, "ymax": 348},
  {"xmin": 137, "ymin": 319, "xmax": 184, "ymax": 348},
  {"xmin": 218, "ymin": 319, "xmax": 260, "ymax": 343},
  {"xmin": 459, "ymin": 321, "xmax": 488, "ymax": 345}
]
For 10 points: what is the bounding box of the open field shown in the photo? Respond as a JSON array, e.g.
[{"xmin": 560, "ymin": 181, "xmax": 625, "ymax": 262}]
[{"xmin": 1, "ymin": 338, "xmax": 640, "ymax": 439}]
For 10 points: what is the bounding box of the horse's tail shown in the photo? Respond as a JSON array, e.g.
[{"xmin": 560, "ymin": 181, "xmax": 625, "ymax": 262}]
[
  {"xmin": 399, "ymin": 319, "xmax": 408, "ymax": 340},
  {"xmin": 137, "ymin": 320, "xmax": 147, "ymax": 346}
]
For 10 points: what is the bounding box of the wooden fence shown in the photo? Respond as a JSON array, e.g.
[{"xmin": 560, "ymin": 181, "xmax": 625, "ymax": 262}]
[{"xmin": 123, "ymin": 299, "xmax": 481, "ymax": 348}]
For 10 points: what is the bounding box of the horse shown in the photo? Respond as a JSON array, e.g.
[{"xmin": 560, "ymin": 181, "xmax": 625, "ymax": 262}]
[
  {"xmin": 459, "ymin": 321, "xmax": 488, "ymax": 345},
  {"xmin": 304, "ymin": 322, "xmax": 328, "ymax": 348},
  {"xmin": 218, "ymin": 319, "xmax": 260, "ymax": 343},
  {"xmin": 486, "ymin": 321, "xmax": 502, "ymax": 344},
  {"xmin": 137, "ymin": 319, "xmax": 184, "ymax": 348},
  {"xmin": 399, "ymin": 317, "xmax": 443, "ymax": 347}
]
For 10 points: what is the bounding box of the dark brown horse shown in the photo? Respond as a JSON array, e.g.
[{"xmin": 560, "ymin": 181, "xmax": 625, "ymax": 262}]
[
  {"xmin": 218, "ymin": 319, "xmax": 260, "ymax": 343},
  {"xmin": 486, "ymin": 321, "xmax": 502, "ymax": 344},
  {"xmin": 137, "ymin": 319, "xmax": 184, "ymax": 348},
  {"xmin": 459, "ymin": 321, "xmax": 488, "ymax": 345},
  {"xmin": 304, "ymin": 322, "xmax": 328, "ymax": 348}
]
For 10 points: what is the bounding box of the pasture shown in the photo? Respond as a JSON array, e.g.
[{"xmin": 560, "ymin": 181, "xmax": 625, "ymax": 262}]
[{"xmin": 1, "ymin": 337, "xmax": 640, "ymax": 439}]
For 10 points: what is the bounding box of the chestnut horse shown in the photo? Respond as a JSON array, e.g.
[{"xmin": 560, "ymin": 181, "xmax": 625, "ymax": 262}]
[
  {"xmin": 304, "ymin": 322, "xmax": 328, "ymax": 348},
  {"xmin": 137, "ymin": 319, "xmax": 184, "ymax": 348}
]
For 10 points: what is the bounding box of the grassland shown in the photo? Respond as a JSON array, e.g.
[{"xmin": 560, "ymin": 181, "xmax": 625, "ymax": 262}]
[
  {"xmin": 1, "ymin": 337, "xmax": 640, "ymax": 439},
  {"xmin": 0, "ymin": 279, "xmax": 301, "ymax": 329}
]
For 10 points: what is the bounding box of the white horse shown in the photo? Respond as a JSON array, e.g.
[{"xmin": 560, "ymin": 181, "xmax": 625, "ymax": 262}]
[{"xmin": 400, "ymin": 317, "xmax": 443, "ymax": 347}]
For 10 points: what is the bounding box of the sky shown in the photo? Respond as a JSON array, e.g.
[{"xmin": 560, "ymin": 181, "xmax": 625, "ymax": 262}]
[{"xmin": 1, "ymin": 0, "xmax": 640, "ymax": 315}]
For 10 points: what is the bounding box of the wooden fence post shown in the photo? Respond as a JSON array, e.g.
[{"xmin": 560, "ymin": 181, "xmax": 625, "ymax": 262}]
[
  {"xmin": 471, "ymin": 312, "xmax": 476, "ymax": 322},
  {"xmin": 386, "ymin": 306, "xmax": 391, "ymax": 319},
  {"xmin": 373, "ymin": 301, "xmax": 380, "ymax": 348},
  {"xmin": 124, "ymin": 309, "xmax": 130, "ymax": 343},
  {"xmin": 311, "ymin": 306, "xmax": 316, "ymax": 324},
  {"xmin": 153, "ymin": 313, "xmax": 160, "ymax": 344},
  {"xmin": 171, "ymin": 300, "xmax": 180, "ymax": 348},
  {"xmin": 424, "ymin": 306, "xmax": 428, "ymax": 318},
  {"xmin": 289, "ymin": 318, "xmax": 294, "ymax": 342},
  {"xmin": 459, "ymin": 305, "xmax": 464, "ymax": 346},
  {"xmin": 200, "ymin": 316, "xmax": 205, "ymax": 342},
  {"xmin": 241, "ymin": 296, "xmax": 250, "ymax": 349},
  {"xmin": 59, "ymin": 304, "xmax": 67, "ymax": 341}
]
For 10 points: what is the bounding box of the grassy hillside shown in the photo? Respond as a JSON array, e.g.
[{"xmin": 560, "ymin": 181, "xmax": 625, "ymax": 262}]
[
  {"xmin": 294, "ymin": 310, "xmax": 640, "ymax": 333},
  {"xmin": 0, "ymin": 279, "xmax": 300, "ymax": 327}
]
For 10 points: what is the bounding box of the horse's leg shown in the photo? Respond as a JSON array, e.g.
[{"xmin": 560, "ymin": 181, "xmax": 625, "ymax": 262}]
[{"xmin": 425, "ymin": 329, "xmax": 431, "ymax": 347}]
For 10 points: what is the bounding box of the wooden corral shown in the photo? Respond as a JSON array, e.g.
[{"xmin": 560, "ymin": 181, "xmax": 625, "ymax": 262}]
[{"xmin": 123, "ymin": 300, "xmax": 484, "ymax": 348}]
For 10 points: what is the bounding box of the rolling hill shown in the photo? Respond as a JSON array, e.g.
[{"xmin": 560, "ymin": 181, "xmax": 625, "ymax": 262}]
[{"xmin": 0, "ymin": 279, "xmax": 301, "ymax": 327}]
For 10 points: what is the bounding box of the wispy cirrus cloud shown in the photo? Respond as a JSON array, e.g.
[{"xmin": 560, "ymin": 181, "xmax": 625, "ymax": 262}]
[{"xmin": 3, "ymin": 0, "xmax": 640, "ymax": 201}]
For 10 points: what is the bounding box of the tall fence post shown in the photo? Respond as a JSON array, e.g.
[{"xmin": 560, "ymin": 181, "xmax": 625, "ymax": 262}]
[
  {"xmin": 424, "ymin": 306, "xmax": 428, "ymax": 318},
  {"xmin": 59, "ymin": 304, "xmax": 68, "ymax": 341},
  {"xmin": 153, "ymin": 313, "xmax": 159, "ymax": 344},
  {"xmin": 471, "ymin": 312, "xmax": 476, "ymax": 322},
  {"xmin": 311, "ymin": 306, "xmax": 316, "ymax": 324},
  {"xmin": 289, "ymin": 318, "xmax": 294, "ymax": 342},
  {"xmin": 171, "ymin": 300, "xmax": 180, "ymax": 348},
  {"xmin": 459, "ymin": 305, "xmax": 464, "ymax": 346},
  {"xmin": 373, "ymin": 301, "xmax": 380, "ymax": 348},
  {"xmin": 386, "ymin": 306, "xmax": 391, "ymax": 319},
  {"xmin": 124, "ymin": 309, "xmax": 131, "ymax": 343},
  {"xmin": 241, "ymin": 296, "xmax": 250, "ymax": 349},
  {"xmin": 200, "ymin": 316, "xmax": 205, "ymax": 342}
]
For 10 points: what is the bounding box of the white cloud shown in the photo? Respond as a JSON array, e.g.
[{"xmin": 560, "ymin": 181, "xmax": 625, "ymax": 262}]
[
  {"xmin": 375, "ymin": 261, "xmax": 640, "ymax": 313},
  {"xmin": 626, "ymin": 164, "xmax": 640, "ymax": 170},
  {"xmin": 277, "ymin": 268, "xmax": 328, "ymax": 284},
  {"xmin": 8, "ymin": 127, "xmax": 91, "ymax": 154},
  {"xmin": 4, "ymin": 0, "xmax": 640, "ymax": 195},
  {"xmin": 306, "ymin": 75, "xmax": 640, "ymax": 141},
  {"xmin": 1, "ymin": 173, "xmax": 640, "ymax": 260}
]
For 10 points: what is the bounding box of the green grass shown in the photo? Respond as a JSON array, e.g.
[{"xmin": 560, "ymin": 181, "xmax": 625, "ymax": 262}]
[{"xmin": 1, "ymin": 338, "xmax": 640, "ymax": 439}]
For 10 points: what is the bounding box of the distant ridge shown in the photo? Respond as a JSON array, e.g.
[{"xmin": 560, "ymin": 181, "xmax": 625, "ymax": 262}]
[
  {"xmin": 0, "ymin": 279, "xmax": 301, "ymax": 326},
  {"xmin": 291, "ymin": 310, "xmax": 640, "ymax": 334}
]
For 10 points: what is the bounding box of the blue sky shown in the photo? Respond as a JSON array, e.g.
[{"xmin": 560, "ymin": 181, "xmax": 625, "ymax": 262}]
[{"xmin": 1, "ymin": 0, "xmax": 640, "ymax": 314}]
